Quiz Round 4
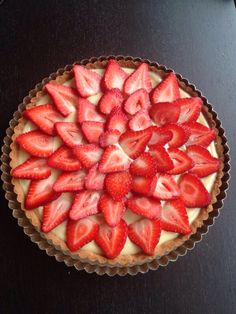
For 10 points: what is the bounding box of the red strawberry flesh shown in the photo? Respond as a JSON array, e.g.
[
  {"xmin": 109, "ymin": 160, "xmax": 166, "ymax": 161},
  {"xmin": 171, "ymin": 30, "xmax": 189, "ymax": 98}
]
[
  {"xmin": 95, "ymin": 219, "xmax": 127, "ymax": 259},
  {"xmin": 12, "ymin": 157, "xmax": 51, "ymax": 180}
]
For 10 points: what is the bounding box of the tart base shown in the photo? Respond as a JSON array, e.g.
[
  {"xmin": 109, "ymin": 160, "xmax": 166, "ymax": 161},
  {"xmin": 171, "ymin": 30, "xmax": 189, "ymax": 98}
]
[{"xmin": 3, "ymin": 56, "xmax": 230, "ymax": 273}]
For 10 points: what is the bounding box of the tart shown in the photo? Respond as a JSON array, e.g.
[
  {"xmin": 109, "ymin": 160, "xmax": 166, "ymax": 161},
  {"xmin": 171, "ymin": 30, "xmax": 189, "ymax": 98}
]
[{"xmin": 8, "ymin": 57, "xmax": 225, "ymax": 268}]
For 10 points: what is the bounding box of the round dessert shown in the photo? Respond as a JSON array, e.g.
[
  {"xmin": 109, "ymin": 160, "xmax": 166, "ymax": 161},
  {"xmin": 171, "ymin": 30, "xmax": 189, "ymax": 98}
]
[{"xmin": 9, "ymin": 58, "xmax": 225, "ymax": 268}]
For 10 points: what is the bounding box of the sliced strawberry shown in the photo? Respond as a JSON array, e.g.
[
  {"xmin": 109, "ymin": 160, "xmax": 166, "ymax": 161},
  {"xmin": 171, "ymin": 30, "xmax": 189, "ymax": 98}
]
[
  {"xmin": 85, "ymin": 164, "xmax": 106, "ymax": 190},
  {"xmin": 74, "ymin": 65, "xmax": 101, "ymax": 97},
  {"xmin": 185, "ymin": 122, "xmax": 216, "ymax": 147},
  {"xmin": 73, "ymin": 144, "xmax": 103, "ymax": 168},
  {"xmin": 77, "ymin": 98, "xmax": 105, "ymax": 123},
  {"xmin": 153, "ymin": 173, "xmax": 180, "ymax": 200},
  {"xmin": 66, "ymin": 217, "xmax": 99, "ymax": 252},
  {"xmin": 99, "ymin": 89, "xmax": 124, "ymax": 114},
  {"xmin": 106, "ymin": 107, "xmax": 128, "ymax": 134},
  {"xmin": 129, "ymin": 110, "xmax": 152, "ymax": 131},
  {"xmin": 23, "ymin": 104, "xmax": 63, "ymax": 135},
  {"xmin": 101, "ymin": 59, "xmax": 128, "ymax": 91},
  {"xmin": 124, "ymin": 63, "xmax": 152, "ymax": 95},
  {"xmin": 151, "ymin": 72, "xmax": 180, "ymax": 104},
  {"xmin": 16, "ymin": 130, "xmax": 54, "ymax": 158},
  {"xmin": 81, "ymin": 121, "xmax": 104, "ymax": 143},
  {"xmin": 161, "ymin": 199, "xmax": 191, "ymax": 234},
  {"xmin": 162, "ymin": 123, "xmax": 190, "ymax": 148},
  {"xmin": 69, "ymin": 190, "xmax": 100, "ymax": 220},
  {"xmin": 124, "ymin": 89, "xmax": 150, "ymax": 115},
  {"xmin": 95, "ymin": 219, "xmax": 127, "ymax": 259},
  {"xmin": 25, "ymin": 175, "xmax": 60, "ymax": 209},
  {"xmin": 176, "ymin": 97, "xmax": 202, "ymax": 124},
  {"xmin": 128, "ymin": 219, "xmax": 161, "ymax": 255},
  {"xmin": 47, "ymin": 145, "xmax": 81, "ymax": 171},
  {"xmin": 148, "ymin": 145, "xmax": 174, "ymax": 172},
  {"xmin": 130, "ymin": 152, "xmax": 157, "ymax": 177},
  {"xmin": 53, "ymin": 170, "xmax": 86, "ymax": 192},
  {"xmin": 167, "ymin": 148, "xmax": 194, "ymax": 175},
  {"xmin": 55, "ymin": 122, "xmax": 84, "ymax": 148},
  {"xmin": 186, "ymin": 145, "xmax": 221, "ymax": 177},
  {"xmin": 99, "ymin": 129, "xmax": 121, "ymax": 148},
  {"xmin": 105, "ymin": 171, "xmax": 132, "ymax": 201},
  {"xmin": 131, "ymin": 176, "xmax": 157, "ymax": 196},
  {"xmin": 149, "ymin": 102, "xmax": 180, "ymax": 126},
  {"xmin": 179, "ymin": 173, "xmax": 211, "ymax": 208},
  {"xmin": 11, "ymin": 157, "xmax": 51, "ymax": 180},
  {"xmin": 119, "ymin": 128, "xmax": 152, "ymax": 159},
  {"xmin": 98, "ymin": 193, "xmax": 126, "ymax": 227},
  {"xmin": 41, "ymin": 193, "xmax": 72, "ymax": 233},
  {"xmin": 127, "ymin": 196, "xmax": 161, "ymax": 220},
  {"xmin": 99, "ymin": 145, "xmax": 131, "ymax": 173},
  {"xmin": 148, "ymin": 126, "xmax": 173, "ymax": 146},
  {"xmin": 45, "ymin": 83, "xmax": 79, "ymax": 116}
]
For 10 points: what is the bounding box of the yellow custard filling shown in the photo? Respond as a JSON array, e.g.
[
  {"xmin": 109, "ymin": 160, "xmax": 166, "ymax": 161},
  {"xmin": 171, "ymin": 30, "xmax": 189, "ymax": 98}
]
[{"xmin": 16, "ymin": 68, "xmax": 218, "ymax": 255}]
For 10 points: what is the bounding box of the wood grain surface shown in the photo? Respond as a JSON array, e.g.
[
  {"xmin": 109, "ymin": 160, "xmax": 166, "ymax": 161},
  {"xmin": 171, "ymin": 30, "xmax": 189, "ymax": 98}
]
[{"xmin": 0, "ymin": 0, "xmax": 235, "ymax": 313}]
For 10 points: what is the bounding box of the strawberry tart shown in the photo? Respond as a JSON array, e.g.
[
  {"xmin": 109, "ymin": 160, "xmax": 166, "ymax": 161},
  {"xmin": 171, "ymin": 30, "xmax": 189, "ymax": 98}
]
[{"xmin": 9, "ymin": 58, "xmax": 224, "ymax": 267}]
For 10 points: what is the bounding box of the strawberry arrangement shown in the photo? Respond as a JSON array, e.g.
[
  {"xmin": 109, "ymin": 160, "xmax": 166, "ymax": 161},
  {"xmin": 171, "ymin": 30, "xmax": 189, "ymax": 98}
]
[{"xmin": 12, "ymin": 60, "xmax": 221, "ymax": 259}]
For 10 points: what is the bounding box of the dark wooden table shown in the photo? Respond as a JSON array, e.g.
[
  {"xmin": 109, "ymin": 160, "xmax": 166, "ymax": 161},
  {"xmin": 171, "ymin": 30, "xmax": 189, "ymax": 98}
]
[{"xmin": 0, "ymin": 1, "xmax": 236, "ymax": 313}]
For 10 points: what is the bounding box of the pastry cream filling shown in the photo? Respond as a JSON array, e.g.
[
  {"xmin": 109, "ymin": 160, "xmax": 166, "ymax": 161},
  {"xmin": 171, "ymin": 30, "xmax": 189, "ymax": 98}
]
[{"xmin": 17, "ymin": 68, "xmax": 218, "ymax": 255}]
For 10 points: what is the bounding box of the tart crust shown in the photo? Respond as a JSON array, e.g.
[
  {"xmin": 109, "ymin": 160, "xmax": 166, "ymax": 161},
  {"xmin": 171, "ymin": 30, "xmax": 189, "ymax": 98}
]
[{"xmin": 9, "ymin": 59, "xmax": 225, "ymax": 267}]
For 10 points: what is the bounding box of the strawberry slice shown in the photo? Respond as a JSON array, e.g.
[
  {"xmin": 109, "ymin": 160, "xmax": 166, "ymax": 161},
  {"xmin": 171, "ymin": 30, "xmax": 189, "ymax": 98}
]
[
  {"xmin": 185, "ymin": 122, "xmax": 216, "ymax": 147},
  {"xmin": 127, "ymin": 196, "xmax": 161, "ymax": 220},
  {"xmin": 53, "ymin": 170, "xmax": 86, "ymax": 192},
  {"xmin": 81, "ymin": 121, "xmax": 104, "ymax": 143},
  {"xmin": 95, "ymin": 219, "xmax": 127, "ymax": 259},
  {"xmin": 149, "ymin": 102, "xmax": 180, "ymax": 127},
  {"xmin": 66, "ymin": 217, "xmax": 99, "ymax": 252},
  {"xmin": 162, "ymin": 123, "xmax": 190, "ymax": 148},
  {"xmin": 186, "ymin": 145, "xmax": 221, "ymax": 177},
  {"xmin": 131, "ymin": 176, "xmax": 157, "ymax": 196},
  {"xmin": 153, "ymin": 173, "xmax": 180, "ymax": 200},
  {"xmin": 99, "ymin": 89, "xmax": 124, "ymax": 114},
  {"xmin": 12, "ymin": 157, "xmax": 51, "ymax": 180},
  {"xmin": 47, "ymin": 145, "xmax": 82, "ymax": 171},
  {"xmin": 148, "ymin": 145, "xmax": 174, "ymax": 172},
  {"xmin": 85, "ymin": 164, "xmax": 106, "ymax": 190},
  {"xmin": 99, "ymin": 145, "xmax": 131, "ymax": 173},
  {"xmin": 128, "ymin": 219, "xmax": 161, "ymax": 255},
  {"xmin": 119, "ymin": 128, "xmax": 152, "ymax": 159},
  {"xmin": 74, "ymin": 65, "xmax": 101, "ymax": 97},
  {"xmin": 73, "ymin": 144, "xmax": 103, "ymax": 168},
  {"xmin": 55, "ymin": 122, "xmax": 84, "ymax": 147},
  {"xmin": 98, "ymin": 193, "xmax": 126, "ymax": 227},
  {"xmin": 106, "ymin": 107, "xmax": 128, "ymax": 134},
  {"xmin": 45, "ymin": 83, "xmax": 79, "ymax": 116},
  {"xmin": 105, "ymin": 171, "xmax": 132, "ymax": 201},
  {"xmin": 23, "ymin": 104, "xmax": 64, "ymax": 135},
  {"xmin": 148, "ymin": 126, "xmax": 173, "ymax": 146},
  {"xmin": 69, "ymin": 190, "xmax": 100, "ymax": 220},
  {"xmin": 124, "ymin": 89, "xmax": 151, "ymax": 115},
  {"xmin": 161, "ymin": 199, "xmax": 191, "ymax": 234},
  {"xmin": 101, "ymin": 59, "xmax": 128, "ymax": 91},
  {"xmin": 77, "ymin": 98, "xmax": 105, "ymax": 123},
  {"xmin": 16, "ymin": 130, "xmax": 54, "ymax": 158},
  {"xmin": 167, "ymin": 148, "xmax": 194, "ymax": 175},
  {"xmin": 124, "ymin": 63, "xmax": 152, "ymax": 95},
  {"xmin": 151, "ymin": 72, "xmax": 180, "ymax": 104},
  {"xmin": 41, "ymin": 193, "xmax": 72, "ymax": 233},
  {"xmin": 25, "ymin": 175, "xmax": 60, "ymax": 209},
  {"xmin": 129, "ymin": 110, "xmax": 152, "ymax": 131},
  {"xmin": 175, "ymin": 97, "xmax": 202, "ymax": 124},
  {"xmin": 130, "ymin": 152, "xmax": 157, "ymax": 177},
  {"xmin": 179, "ymin": 173, "xmax": 211, "ymax": 208},
  {"xmin": 99, "ymin": 129, "xmax": 121, "ymax": 147}
]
